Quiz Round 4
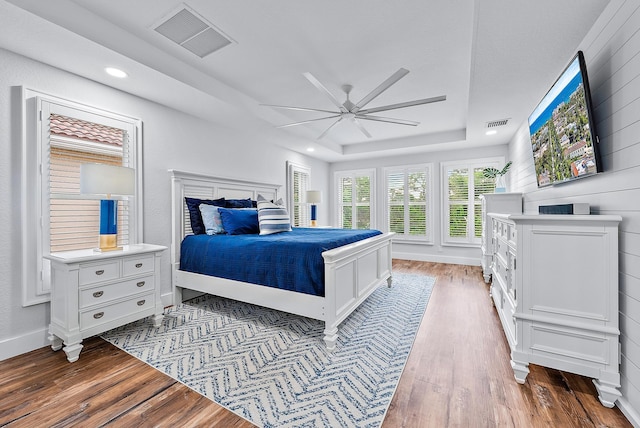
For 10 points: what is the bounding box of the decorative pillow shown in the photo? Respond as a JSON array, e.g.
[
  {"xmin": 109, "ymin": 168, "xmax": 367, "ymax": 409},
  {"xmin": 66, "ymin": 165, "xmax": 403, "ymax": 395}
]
[
  {"xmin": 218, "ymin": 207, "xmax": 259, "ymax": 235},
  {"xmin": 256, "ymin": 194, "xmax": 292, "ymax": 235},
  {"xmin": 185, "ymin": 197, "xmax": 225, "ymax": 234},
  {"xmin": 198, "ymin": 204, "xmax": 225, "ymax": 235},
  {"xmin": 225, "ymin": 198, "xmax": 253, "ymax": 208}
]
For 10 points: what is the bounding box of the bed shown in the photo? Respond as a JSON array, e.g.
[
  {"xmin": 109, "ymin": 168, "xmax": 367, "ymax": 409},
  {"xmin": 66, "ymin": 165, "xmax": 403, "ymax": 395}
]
[{"xmin": 169, "ymin": 169, "xmax": 394, "ymax": 350}]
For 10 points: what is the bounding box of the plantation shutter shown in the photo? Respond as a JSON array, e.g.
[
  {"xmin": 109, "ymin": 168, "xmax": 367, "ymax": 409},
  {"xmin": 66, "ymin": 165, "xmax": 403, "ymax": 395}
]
[
  {"xmin": 442, "ymin": 158, "xmax": 502, "ymax": 246},
  {"xmin": 473, "ymin": 167, "xmax": 496, "ymax": 238},
  {"xmin": 335, "ymin": 170, "xmax": 374, "ymax": 229},
  {"xmin": 447, "ymin": 168, "xmax": 469, "ymax": 240},
  {"xmin": 48, "ymin": 114, "xmax": 129, "ymax": 252},
  {"xmin": 355, "ymin": 176, "xmax": 371, "ymax": 229},
  {"xmin": 293, "ymin": 169, "xmax": 310, "ymax": 226},
  {"xmin": 386, "ymin": 165, "xmax": 430, "ymax": 240},
  {"xmin": 338, "ymin": 176, "xmax": 353, "ymax": 229}
]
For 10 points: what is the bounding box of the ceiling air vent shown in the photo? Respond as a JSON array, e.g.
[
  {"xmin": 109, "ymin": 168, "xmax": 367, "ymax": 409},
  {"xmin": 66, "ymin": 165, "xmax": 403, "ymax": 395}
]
[
  {"xmin": 486, "ymin": 119, "xmax": 509, "ymax": 128},
  {"xmin": 153, "ymin": 5, "xmax": 234, "ymax": 58}
]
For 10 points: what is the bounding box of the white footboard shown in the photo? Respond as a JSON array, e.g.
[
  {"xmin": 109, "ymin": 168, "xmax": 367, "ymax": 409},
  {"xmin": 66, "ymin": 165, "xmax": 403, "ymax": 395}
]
[{"xmin": 321, "ymin": 232, "xmax": 394, "ymax": 350}]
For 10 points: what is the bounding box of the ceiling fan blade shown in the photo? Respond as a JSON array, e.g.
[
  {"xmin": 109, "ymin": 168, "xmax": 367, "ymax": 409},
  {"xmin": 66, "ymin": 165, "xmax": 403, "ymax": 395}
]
[
  {"xmin": 303, "ymin": 72, "xmax": 348, "ymax": 113},
  {"xmin": 358, "ymin": 95, "xmax": 446, "ymax": 115},
  {"xmin": 356, "ymin": 114, "xmax": 419, "ymax": 126},
  {"xmin": 317, "ymin": 117, "xmax": 343, "ymax": 140},
  {"xmin": 352, "ymin": 118, "xmax": 372, "ymax": 138},
  {"xmin": 261, "ymin": 104, "xmax": 339, "ymax": 114},
  {"xmin": 277, "ymin": 114, "xmax": 342, "ymax": 128},
  {"xmin": 353, "ymin": 68, "xmax": 410, "ymax": 112}
]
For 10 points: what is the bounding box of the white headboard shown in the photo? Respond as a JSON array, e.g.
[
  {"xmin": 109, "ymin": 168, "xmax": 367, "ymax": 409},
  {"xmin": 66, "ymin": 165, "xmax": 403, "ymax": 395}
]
[{"xmin": 169, "ymin": 169, "xmax": 280, "ymax": 266}]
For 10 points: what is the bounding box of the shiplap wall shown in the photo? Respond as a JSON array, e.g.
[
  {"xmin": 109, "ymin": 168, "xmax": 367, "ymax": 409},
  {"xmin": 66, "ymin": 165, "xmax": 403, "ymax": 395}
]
[{"xmin": 508, "ymin": 0, "xmax": 640, "ymax": 422}]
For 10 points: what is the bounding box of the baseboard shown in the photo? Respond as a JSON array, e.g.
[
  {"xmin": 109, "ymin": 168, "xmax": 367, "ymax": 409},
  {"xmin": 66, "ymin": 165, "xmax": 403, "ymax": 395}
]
[
  {"xmin": 0, "ymin": 327, "xmax": 49, "ymax": 361},
  {"xmin": 393, "ymin": 251, "xmax": 481, "ymax": 266},
  {"xmin": 617, "ymin": 397, "xmax": 640, "ymax": 427}
]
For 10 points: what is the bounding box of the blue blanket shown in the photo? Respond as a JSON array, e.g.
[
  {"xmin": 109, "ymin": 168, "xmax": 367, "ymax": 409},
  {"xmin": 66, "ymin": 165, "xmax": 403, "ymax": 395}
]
[{"xmin": 180, "ymin": 228, "xmax": 382, "ymax": 296}]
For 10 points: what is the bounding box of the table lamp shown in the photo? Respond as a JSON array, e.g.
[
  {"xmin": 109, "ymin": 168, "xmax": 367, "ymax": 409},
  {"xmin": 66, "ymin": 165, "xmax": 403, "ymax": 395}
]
[
  {"xmin": 80, "ymin": 163, "xmax": 135, "ymax": 252},
  {"xmin": 305, "ymin": 190, "xmax": 322, "ymax": 227}
]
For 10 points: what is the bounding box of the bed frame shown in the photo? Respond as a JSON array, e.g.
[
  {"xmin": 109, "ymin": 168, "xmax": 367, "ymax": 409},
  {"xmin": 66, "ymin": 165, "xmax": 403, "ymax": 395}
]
[{"xmin": 169, "ymin": 169, "xmax": 394, "ymax": 350}]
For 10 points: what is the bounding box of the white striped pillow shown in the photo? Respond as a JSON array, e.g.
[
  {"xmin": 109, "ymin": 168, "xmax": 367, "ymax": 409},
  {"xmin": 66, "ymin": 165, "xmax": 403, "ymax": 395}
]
[{"xmin": 257, "ymin": 194, "xmax": 292, "ymax": 235}]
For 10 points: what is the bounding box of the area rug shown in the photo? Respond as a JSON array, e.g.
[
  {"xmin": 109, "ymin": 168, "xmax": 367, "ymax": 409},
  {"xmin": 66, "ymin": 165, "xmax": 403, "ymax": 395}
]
[{"xmin": 101, "ymin": 273, "xmax": 434, "ymax": 428}]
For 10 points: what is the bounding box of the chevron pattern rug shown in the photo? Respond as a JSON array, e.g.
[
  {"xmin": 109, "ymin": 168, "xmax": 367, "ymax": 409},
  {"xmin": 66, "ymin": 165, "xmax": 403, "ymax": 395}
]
[{"xmin": 101, "ymin": 273, "xmax": 434, "ymax": 428}]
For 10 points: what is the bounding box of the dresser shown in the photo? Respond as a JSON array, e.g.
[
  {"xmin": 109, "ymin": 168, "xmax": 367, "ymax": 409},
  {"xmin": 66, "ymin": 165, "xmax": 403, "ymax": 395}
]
[
  {"xmin": 479, "ymin": 193, "xmax": 522, "ymax": 283},
  {"xmin": 488, "ymin": 213, "xmax": 621, "ymax": 407},
  {"xmin": 45, "ymin": 244, "xmax": 166, "ymax": 362}
]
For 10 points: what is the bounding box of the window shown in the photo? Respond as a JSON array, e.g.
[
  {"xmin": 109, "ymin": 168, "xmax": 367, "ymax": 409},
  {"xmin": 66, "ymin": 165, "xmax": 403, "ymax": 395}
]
[
  {"xmin": 22, "ymin": 89, "xmax": 142, "ymax": 306},
  {"xmin": 335, "ymin": 169, "xmax": 375, "ymax": 229},
  {"xmin": 441, "ymin": 158, "xmax": 502, "ymax": 246},
  {"xmin": 385, "ymin": 164, "xmax": 433, "ymax": 242},
  {"xmin": 286, "ymin": 161, "xmax": 310, "ymax": 227}
]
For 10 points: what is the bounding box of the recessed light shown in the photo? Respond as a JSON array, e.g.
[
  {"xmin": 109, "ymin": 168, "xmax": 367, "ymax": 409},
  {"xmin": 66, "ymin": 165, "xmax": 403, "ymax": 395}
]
[
  {"xmin": 486, "ymin": 130, "xmax": 497, "ymax": 136},
  {"xmin": 105, "ymin": 67, "xmax": 127, "ymax": 78},
  {"xmin": 306, "ymin": 147, "xmax": 315, "ymax": 152}
]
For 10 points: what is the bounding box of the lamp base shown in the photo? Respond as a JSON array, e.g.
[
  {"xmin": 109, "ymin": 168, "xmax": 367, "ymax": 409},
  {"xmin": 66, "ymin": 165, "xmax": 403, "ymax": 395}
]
[
  {"xmin": 95, "ymin": 234, "xmax": 122, "ymax": 252},
  {"xmin": 310, "ymin": 220, "xmax": 317, "ymax": 227}
]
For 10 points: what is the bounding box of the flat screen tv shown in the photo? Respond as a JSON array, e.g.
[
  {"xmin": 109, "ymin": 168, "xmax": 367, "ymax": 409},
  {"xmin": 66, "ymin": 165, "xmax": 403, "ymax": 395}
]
[{"xmin": 528, "ymin": 51, "xmax": 602, "ymax": 187}]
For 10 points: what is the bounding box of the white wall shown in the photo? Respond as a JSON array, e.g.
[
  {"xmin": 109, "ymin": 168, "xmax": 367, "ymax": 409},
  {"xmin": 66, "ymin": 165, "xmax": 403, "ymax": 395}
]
[
  {"xmin": 330, "ymin": 144, "xmax": 509, "ymax": 265},
  {"xmin": 0, "ymin": 47, "xmax": 329, "ymax": 360},
  {"xmin": 507, "ymin": 0, "xmax": 640, "ymax": 423}
]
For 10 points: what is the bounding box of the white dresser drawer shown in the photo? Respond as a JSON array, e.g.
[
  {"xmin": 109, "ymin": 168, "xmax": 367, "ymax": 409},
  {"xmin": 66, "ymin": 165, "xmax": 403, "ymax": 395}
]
[
  {"xmin": 123, "ymin": 254, "xmax": 154, "ymax": 277},
  {"xmin": 79, "ymin": 275, "xmax": 155, "ymax": 308},
  {"xmin": 78, "ymin": 260, "xmax": 120, "ymax": 285},
  {"xmin": 80, "ymin": 293, "xmax": 155, "ymax": 330}
]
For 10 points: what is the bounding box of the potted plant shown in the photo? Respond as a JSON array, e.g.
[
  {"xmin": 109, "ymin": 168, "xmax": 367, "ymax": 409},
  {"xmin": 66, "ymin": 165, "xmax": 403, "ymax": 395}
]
[{"xmin": 483, "ymin": 161, "xmax": 512, "ymax": 193}]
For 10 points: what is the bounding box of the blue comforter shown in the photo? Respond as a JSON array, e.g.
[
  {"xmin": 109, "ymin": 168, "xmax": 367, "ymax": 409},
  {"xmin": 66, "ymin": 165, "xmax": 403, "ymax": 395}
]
[{"xmin": 180, "ymin": 227, "xmax": 382, "ymax": 296}]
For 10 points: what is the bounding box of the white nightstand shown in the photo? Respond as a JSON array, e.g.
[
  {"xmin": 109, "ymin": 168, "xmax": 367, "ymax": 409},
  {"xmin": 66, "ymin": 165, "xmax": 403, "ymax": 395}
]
[{"xmin": 45, "ymin": 243, "xmax": 167, "ymax": 362}]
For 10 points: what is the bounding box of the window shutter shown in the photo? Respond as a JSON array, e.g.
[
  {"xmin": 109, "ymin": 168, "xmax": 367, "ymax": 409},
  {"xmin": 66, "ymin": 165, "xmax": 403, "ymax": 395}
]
[
  {"xmin": 386, "ymin": 165, "xmax": 430, "ymax": 240},
  {"xmin": 292, "ymin": 169, "xmax": 310, "ymax": 226},
  {"xmin": 447, "ymin": 168, "xmax": 469, "ymax": 239}
]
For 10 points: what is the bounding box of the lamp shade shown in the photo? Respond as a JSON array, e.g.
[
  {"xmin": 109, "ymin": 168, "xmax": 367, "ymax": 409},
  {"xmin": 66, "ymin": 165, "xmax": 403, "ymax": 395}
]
[
  {"xmin": 305, "ymin": 190, "xmax": 322, "ymax": 204},
  {"xmin": 80, "ymin": 164, "xmax": 135, "ymax": 196}
]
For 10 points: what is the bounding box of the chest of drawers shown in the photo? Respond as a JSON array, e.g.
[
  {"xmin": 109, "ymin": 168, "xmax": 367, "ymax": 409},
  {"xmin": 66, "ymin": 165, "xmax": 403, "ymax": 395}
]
[
  {"xmin": 488, "ymin": 213, "xmax": 621, "ymax": 408},
  {"xmin": 45, "ymin": 244, "xmax": 166, "ymax": 362},
  {"xmin": 479, "ymin": 193, "xmax": 522, "ymax": 283}
]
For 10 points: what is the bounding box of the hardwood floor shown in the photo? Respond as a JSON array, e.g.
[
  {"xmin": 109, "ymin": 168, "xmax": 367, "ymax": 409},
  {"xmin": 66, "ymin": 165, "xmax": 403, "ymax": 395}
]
[{"xmin": 0, "ymin": 261, "xmax": 631, "ymax": 427}]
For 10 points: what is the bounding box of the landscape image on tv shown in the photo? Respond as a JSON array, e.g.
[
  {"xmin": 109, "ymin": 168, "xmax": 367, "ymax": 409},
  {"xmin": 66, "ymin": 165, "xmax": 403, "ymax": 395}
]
[{"xmin": 528, "ymin": 52, "xmax": 600, "ymax": 187}]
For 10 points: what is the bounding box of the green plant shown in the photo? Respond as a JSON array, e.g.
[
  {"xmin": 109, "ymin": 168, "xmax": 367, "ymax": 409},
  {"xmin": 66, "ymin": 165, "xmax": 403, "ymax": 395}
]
[{"xmin": 483, "ymin": 161, "xmax": 512, "ymax": 179}]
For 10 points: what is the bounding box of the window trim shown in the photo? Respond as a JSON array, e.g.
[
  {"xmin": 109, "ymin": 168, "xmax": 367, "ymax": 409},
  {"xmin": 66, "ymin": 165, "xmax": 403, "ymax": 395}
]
[
  {"xmin": 440, "ymin": 156, "xmax": 504, "ymax": 247},
  {"xmin": 21, "ymin": 87, "xmax": 143, "ymax": 306},
  {"xmin": 383, "ymin": 163, "xmax": 434, "ymax": 244},
  {"xmin": 334, "ymin": 168, "xmax": 376, "ymax": 229}
]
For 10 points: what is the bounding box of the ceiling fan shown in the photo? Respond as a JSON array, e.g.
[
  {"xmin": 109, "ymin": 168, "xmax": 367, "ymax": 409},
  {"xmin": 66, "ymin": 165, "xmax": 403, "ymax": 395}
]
[{"xmin": 262, "ymin": 68, "xmax": 446, "ymax": 139}]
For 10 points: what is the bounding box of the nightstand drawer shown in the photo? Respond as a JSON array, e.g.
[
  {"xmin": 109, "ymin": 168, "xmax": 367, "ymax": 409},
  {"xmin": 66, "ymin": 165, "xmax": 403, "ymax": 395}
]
[
  {"xmin": 79, "ymin": 275, "xmax": 155, "ymax": 308},
  {"xmin": 78, "ymin": 260, "xmax": 120, "ymax": 285},
  {"xmin": 80, "ymin": 293, "xmax": 155, "ymax": 330},
  {"xmin": 123, "ymin": 254, "xmax": 154, "ymax": 277}
]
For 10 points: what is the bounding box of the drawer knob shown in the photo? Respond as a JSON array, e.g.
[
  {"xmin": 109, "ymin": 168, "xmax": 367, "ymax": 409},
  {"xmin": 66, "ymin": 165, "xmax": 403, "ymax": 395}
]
[
  {"xmin": 93, "ymin": 291, "xmax": 104, "ymax": 298},
  {"xmin": 135, "ymin": 263, "xmax": 143, "ymax": 268},
  {"xmin": 93, "ymin": 312, "xmax": 104, "ymax": 319},
  {"xmin": 137, "ymin": 281, "xmax": 145, "ymax": 287},
  {"xmin": 137, "ymin": 300, "xmax": 146, "ymax": 306},
  {"xmin": 95, "ymin": 270, "xmax": 104, "ymax": 275}
]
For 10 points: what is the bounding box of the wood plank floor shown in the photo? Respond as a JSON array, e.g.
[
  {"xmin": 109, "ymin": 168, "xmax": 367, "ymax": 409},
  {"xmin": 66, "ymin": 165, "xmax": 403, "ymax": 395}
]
[{"xmin": 0, "ymin": 261, "xmax": 632, "ymax": 427}]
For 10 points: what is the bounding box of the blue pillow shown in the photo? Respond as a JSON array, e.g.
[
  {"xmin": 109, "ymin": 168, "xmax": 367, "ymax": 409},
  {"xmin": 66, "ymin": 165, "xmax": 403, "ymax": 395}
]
[
  {"xmin": 225, "ymin": 198, "xmax": 253, "ymax": 208},
  {"xmin": 185, "ymin": 197, "xmax": 225, "ymax": 234},
  {"xmin": 218, "ymin": 208, "xmax": 259, "ymax": 235}
]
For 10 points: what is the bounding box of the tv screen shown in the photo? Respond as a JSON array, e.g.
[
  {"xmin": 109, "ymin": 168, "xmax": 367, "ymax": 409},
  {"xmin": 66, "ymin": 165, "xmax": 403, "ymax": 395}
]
[{"xmin": 528, "ymin": 51, "xmax": 602, "ymax": 187}]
